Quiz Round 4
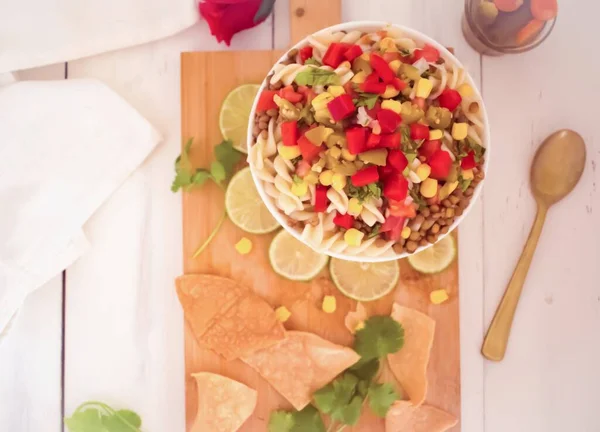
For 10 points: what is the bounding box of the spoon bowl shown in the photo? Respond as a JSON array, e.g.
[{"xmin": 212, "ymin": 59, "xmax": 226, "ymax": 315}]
[{"xmin": 482, "ymin": 129, "xmax": 586, "ymax": 361}]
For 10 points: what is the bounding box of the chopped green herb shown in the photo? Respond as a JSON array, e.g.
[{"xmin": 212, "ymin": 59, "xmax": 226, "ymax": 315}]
[
  {"xmin": 268, "ymin": 405, "xmax": 325, "ymax": 432},
  {"xmin": 368, "ymin": 383, "xmax": 399, "ymax": 418},
  {"xmin": 465, "ymin": 136, "xmax": 486, "ymax": 162},
  {"xmin": 295, "ymin": 68, "xmax": 340, "ymax": 86},
  {"xmin": 400, "ymin": 125, "xmax": 418, "ymax": 153},
  {"xmin": 354, "ymin": 316, "xmax": 405, "ymax": 361},
  {"xmin": 64, "ymin": 401, "xmax": 142, "ymax": 432},
  {"xmin": 459, "ymin": 175, "xmax": 472, "ymax": 192},
  {"xmin": 298, "ymin": 104, "xmax": 315, "ymax": 126},
  {"xmin": 367, "ymin": 223, "xmax": 381, "ymax": 239},
  {"xmin": 347, "ymin": 183, "xmax": 382, "ymax": 203},
  {"xmin": 349, "ymin": 358, "xmax": 380, "ymax": 381},
  {"xmin": 409, "ymin": 187, "xmax": 426, "ymax": 209},
  {"xmin": 354, "ymin": 92, "xmax": 379, "ymax": 110},
  {"xmin": 290, "ymin": 155, "xmax": 303, "ymax": 165},
  {"xmin": 400, "ymin": 48, "xmax": 411, "ymax": 57},
  {"xmin": 304, "ymin": 57, "xmax": 322, "ymax": 66}
]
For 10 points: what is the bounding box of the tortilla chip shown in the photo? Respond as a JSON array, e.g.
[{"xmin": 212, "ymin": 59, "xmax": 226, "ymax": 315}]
[
  {"xmin": 387, "ymin": 304, "xmax": 435, "ymax": 406},
  {"xmin": 385, "ymin": 401, "xmax": 457, "ymax": 432},
  {"xmin": 242, "ymin": 331, "xmax": 360, "ymax": 410},
  {"xmin": 344, "ymin": 302, "xmax": 368, "ymax": 334},
  {"xmin": 190, "ymin": 372, "xmax": 257, "ymax": 432},
  {"xmin": 176, "ymin": 274, "xmax": 285, "ymax": 360}
]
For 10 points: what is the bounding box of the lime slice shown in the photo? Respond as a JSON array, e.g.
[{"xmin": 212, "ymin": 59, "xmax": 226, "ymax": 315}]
[
  {"xmin": 330, "ymin": 259, "xmax": 400, "ymax": 301},
  {"xmin": 407, "ymin": 234, "xmax": 457, "ymax": 274},
  {"xmin": 219, "ymin": 84, "xmax": 260, "ymax": 153},
  {"xmin": 225, "ymin": 167, "xmax": 279, "ymax": 234},
  {"xmin": 269, "ymin": 230, "xmax": 329, "ymax": 281}
]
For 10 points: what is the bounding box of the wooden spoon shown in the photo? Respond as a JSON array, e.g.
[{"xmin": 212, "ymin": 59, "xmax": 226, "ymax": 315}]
[{"xmin": 482, "ymin": 129, "xmax": 586, "ymax": 361}]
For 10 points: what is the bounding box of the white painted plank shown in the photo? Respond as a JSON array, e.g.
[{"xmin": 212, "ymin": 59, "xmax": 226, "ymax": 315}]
[
  {"xmin": 63, "ymin": 19, "xmax": 273, "ymax": 431},
  {"xmin": 0, "ymin": 62, "xmax": 65, "ymax": 432},
  {"xmin": 481, "ymin": 1, "xmax": 600, "ymax": 431}
]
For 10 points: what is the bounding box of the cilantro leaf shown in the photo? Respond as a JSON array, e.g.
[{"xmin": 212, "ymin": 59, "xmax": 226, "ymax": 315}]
[
  {"xmin": 332, "ymin": 395, "xmax": 363, "ymax": 426},
  {"xmin": 354, "ymin": 92, "xmax": 379, "ymax": 109},
  {"xmin": 353, "ymin": 316, "xmax": 405, "ymax": 361},
  {"xmin": 347, "ymin": 183, "xmax": 381, "ymax": 203},
  {"xmin": 268, "ymin": 411, "xmax": 295, "ymax": 432},
  {"xmin": 368, "ymin": 383, "xmax": 399, "ymax": 417},
  {"xmin": 64, "ymin": 402, "xmax": 142, "ymax": 432},
  {"xmin": 459, "ymin": 175, "xmax": 472, "ymax": 192},
  {"xmin": 292, "ymin": 406, "xmax": 326, "ymax": 432},
  {"xmin": 400, "ymin": 126, "xmax": 418, "ymax": 153},
  {"xmin": 190, "ymin": 169, "xmax": 211, "ymax": 187},
  {"xmin": 210, "ymin": 161, "xmax": 226, "ymax": 184},
  {"xmin": 367, "ymin": 223, "xmax": 381, "ymax": 239},
  {"xmin": 464, "ymin": 136, "xmax": 486, "ymax": 162},
  {"xmin": 314, "ymin": 373, "xmax": 358, "ymax": 415},
  {"xmin": 171, "ymin": 138, "xmax": 195, "ymax": 192},
  {"xmin": 367, "ymin": 183, "xmax": 382, "ymax": 199},
  {"xmin": 114, "ymin": 410, "xmax": 142, "ymax": 428},
  {"xmin": 214, "ymin": 139, "xmax": 242, "ymax": 179},
  {"xmin": 409, "ymin": 187, "xmax": 426, "ymax": 209},
  {"xmin": 304, "ymin": 57, "xmax": 322, "ymax": 66},
  {"xmin": 294, "ymin": 69, "xmax": 340, "ymax": 86},
  {"xmin": 64, "ymin": 409, "xmax": 105, "ymax": 432},
  {"xmin": 349, "ymin": 358, "xmax": 380, "ymax": 381}
]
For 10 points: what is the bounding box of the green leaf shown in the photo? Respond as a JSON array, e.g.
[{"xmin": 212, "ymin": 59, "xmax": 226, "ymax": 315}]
[
  {"xmin": 64, "ymin": 409, "xmax": 106, "ymax": 432},
  {"xmin": 349, "ymin": 358, "xmax": 380, "ymax": 381},
  {"xmin": 294, "ymin": 68, "xmax": 340, "ymax": 86},
  {"xmin": 353, "ymin": 316, "xmax": 405, "ymax": 361},
  {"xmin": 409, "ymin": 187, "xmax": 426, "ymax": 209},
  {"xmin": 459, "ymin": 176, "xmax": 472, "ymax": 192},
  {"xmin": 357, "ymin": 379, "xmax": 370, "ymax": 398},
  {"xmin": 291, "ymin": 405, "xmax": 326, "ymax": 432},
  {"xmin": 268, "ymin": 410, "xmax": 295, "ymax": 432},
  {"xmin": 367, "ymin": 223, "xmax": 381, "ymax": 239},
  {"xmin": 464, "ymin": 137, "xmax": 486, "ymax": 162},
  {"xmin": 210, "ymin": 161, "xmax": 226, "ymax": 184},
  {"xmin": 190, "ymin": 169, "xmax": 211, "ymax": 187},
  {"xmin": 405, "ymin": 151, "xmax": 417, "ymax": 163},
  {"xmin": 304, "ymin": 58, "xmax": 322, "ymax": 66},
  {"xmin": 214, "ymin": 139, "xmax": 242, "ymax": 179},
  {"xmin": 368, "ymin": 383, "xmax": 399, "ymax": 418},
  {"xmin": 171, "ymin": 138, "xmax": 195, "ymax": 192},
  {"xmin": 367, "ymin": 183, "xmax": 382, "ymax": 199},
  {"xmin": 115, "ymin": 410, "xmax": 142, "ymax": 428},
  {"xmin": 400, "ymin": 48, "xmax": 411, "ymax": 56},
  {"xmin": 347, "ymin": 183, "xmax": 381, "ymax": 203},
  {"xmin": 331, "ymin": 395, "xmax": 363, "ymax": 426},
  {"xmin": 400, "ymin": 126, "xmax": 418, "ymax": 153},
  {"xmin": 354, "ymin": 92, "xmax": 379, "ymax": 110}
]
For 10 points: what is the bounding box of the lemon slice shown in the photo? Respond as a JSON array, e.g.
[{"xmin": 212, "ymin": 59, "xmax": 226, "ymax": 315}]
[
  {"xmin": 269, "ymin": 230, "xmax": 329, "ymax": 281},
  {"xmin": 219, "ymin": 84, "xmax": 260, "ymax": 153},
  {"xmin": 330, "ymin": 259, "xmax": 400, "ymax": 301},
  {"xmin": 225, "ymin": 167, "xmax": 279, "ymax": 234},
  {"xmin": 407, "ymin": 234, "xmax": 457, "ymax": 274}
]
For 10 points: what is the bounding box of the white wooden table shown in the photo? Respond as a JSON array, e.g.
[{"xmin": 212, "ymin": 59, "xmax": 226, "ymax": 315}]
[{"xmin": 1, "ymin": 1, "xmax": 599, "ymax": 431}]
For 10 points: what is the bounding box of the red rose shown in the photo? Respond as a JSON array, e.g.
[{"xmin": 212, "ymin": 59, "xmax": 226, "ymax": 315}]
[{"xmin": 199, "ymin": 0, "xmax": 275, "ymax": 46}]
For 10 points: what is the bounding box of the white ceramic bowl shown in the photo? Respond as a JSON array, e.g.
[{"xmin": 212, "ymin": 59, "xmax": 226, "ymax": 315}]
[{"xmin": 247, "ymin": 21, "xmax": 490, "ymax": 262}]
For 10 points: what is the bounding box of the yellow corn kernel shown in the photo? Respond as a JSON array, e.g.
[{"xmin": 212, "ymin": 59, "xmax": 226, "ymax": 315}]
[
  {"xmin": 416, "ymin": 163, "xmax": 431, "ymax": 181},
  {"xmin": 328, "ymin": 85, "xmax": 346, "ymax": 97},
  {"xmin": 416, "ymin": 78, "xmax": 433, "ymax": 99},
  {"xmin": 379, "ymin": 37, "xmax": 398, "ymax": 52},
  {"xmin": 347, "ymin": 198, "xmax": 363, "ymax": 217},
  {"xmin": 319, "ymin": 170, "xmax": 334, "ymax": 186},
  {"xmin": 275, "ymin": 306, "xmax": 291, "ymax": 322},
  {"xmin": 430, "ymin": 289, "xmax": 449, "ymax": 305},
  {"xmin": 401, "ymin": 226, "xmax": 411, "ymax": 239},
  {"xmin": 344, "ymin": 228, "xmax": 364, "ymax": 247},
  {"xmin": 329, "ymin": 146, "xmax": 342, "ymax": 160},
  {"xmin": 355, "ymin": 321, "xmax": 365, "ymax": 332},
  {"xmin": 429, "ymin": 129, "xmax": 443, "ymax": 140},
  {"xmin": 461, "ymin": 169, "xmax": 474, "ymax": 180},
  {"xmin": 360, "ymin": 52, "xmax": 370, "ymax": 61},
  {"xmin": 389, "ymin": 60, "xmax": 402, "ymax": 74},
  {"xmin": 312, "ymin": 92, "xmax": 334, "ymax": 111},
  {"xmin": 381, "ymin": 99, "xmax": 402, "ymax": 114},
  {"xmin": 351, "ymin": 71, "xmax": 368, "ymax": 84},
  {"xmin": 322, "ymin": 295, "xmax": 337, "ymax": 314},
  {"xmin": 439, "ymin": 181, "xmax": 459, "ymax": 200},
  {"xmin": 420, "ymin": 178, "xmax": 438, "ymax": 198},
  {"xmin": 452, "ymin": 122, "xmax": 469, "ymax": 141},
  {"xmin": 341, "ymin": 148, "xmax": 357, "ymax": 161},
  {"xmin": 382, "ymin": 85, "xmax": 400, "ymax": 99},
  {"xmin": 332, "ymin": 173, "xmax": 347, "ymax": 191},
  {"xmin": 234, "ymin": 237, "xmax": 253, "ymax": 255},
  {"xmin": 457, "ymin": 83, "xmax": 474, "ymax": 98},
  {"xmin": 291, "ymin": 180, "xmax": 308, "ymax": 197},
  {"xmin": 277, "ymin": 144, "xmax": 301, "ymax": 160}
]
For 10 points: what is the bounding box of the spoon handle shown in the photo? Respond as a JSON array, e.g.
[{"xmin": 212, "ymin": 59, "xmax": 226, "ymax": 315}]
[{"xmin": 481, "ymin": 203, "xmax": 548, "ymax": 361}]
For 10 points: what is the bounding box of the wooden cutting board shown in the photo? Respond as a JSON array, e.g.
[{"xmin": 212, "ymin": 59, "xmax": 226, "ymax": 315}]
[{"xmin": 180, "ymin": 1, "xmax": 460, "ymax": 430}]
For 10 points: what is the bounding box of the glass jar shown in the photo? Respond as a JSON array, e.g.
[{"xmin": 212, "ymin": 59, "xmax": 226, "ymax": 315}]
[{"xmin": 462, "ymin": 0, "xmax": 557, "ymax": 55}]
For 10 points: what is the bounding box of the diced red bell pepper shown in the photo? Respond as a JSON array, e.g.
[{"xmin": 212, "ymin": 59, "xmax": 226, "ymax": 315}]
[
  {"xmin": 380, "ymin": 215, "xmax": 406, "ymax": 241},
  {"xmin": 437, "ymin": 88, "xmax": 462, "ymax": 112},
  {"xmin": 344, "ymin": 45, "xmax": 363, "ymax": 62},
  {"xmin": 387, "ymin": 149, "xmax": 408, "ymax": 172},
  {"xmin": 322, "ymin": 42, "xmax": 351, "ymax": 68},
  {"xmin": 419, "ymin": 139, "xmax": 442, "ymax": 160},
  {"xmin": 351, "ymin": 165, "xmax": 379, "ymax": 187},
  {"xmin": 295, "ymin": 159, "xmax": 312, "ymax": 176},
  {"xmin": 388, "ymin": 199, "xmax": 417, "ymax": 218},
  {"xmin": 281, "ymin": 121, "xmax": 298, "ymax": 147},
  {"xmin": 346, "ymin": 127, "xmax": 368, "ymax": 155},
  {"xmin": 333, "ymin": 212, "xmax": 355, "ymax": 229},
  {"xmin": 327, "ymin": 94, "xmax": 356, "ymax": 121},
  {"xmin": 410, "ymin": 123, "xmax": 430, "ymax": 141},
  {"xmin": 383, "ymin": 175, "xmax": 409, "ymax": 201},
  {"xmin": 314, "ymin": 185, "xmax": 329, "ymax": 212},
  {"xmin": 377, "ymin": 109, "xmax": 402, "ymax": 134},
  {"xmin": 366, "ymin": 132, "xmax": 381, "ymax": 149},
  {"xmin": 379, "ymin": 164, "xmax": 395, "ymax": 181},
  {"xmin": 359, "ymin": 73, "xmax": 387, "ymax": 94},
  {"xmin": 256, "ymin": 90, "xmax": 278, "ymax": 112},
  {"xmin": 365, "ymin": 99, "xmax": 381, "ymax": 118},
  {"xmin": 411, "ymin": 44, "xmax": 440, "ymax": 63},
  {"xmin": 461, "ymin": 151, "xmax": 477, "ymax": 169},
  {"xmin": 370, "ymin": 53, "xmax": 396, "ymax": 83},
  {"xmin": 429, "ymin": 149, "xmax": 453, "ymax": 180},
  {"xmin": 299, "ymin": 46, "xmax": 313, "ymax": 64},
  {"xmin": 379, "ymin": 132, "xmax": 401, "ymax": 149},
  {"xmin": 391, "ymin": 77, "xmax": 407, "ymax": 91},
  {"xmin": 297, "ymin": 135, "xmax": 324, "ymax": 162},
  {"xmin": 297, "ymin": 85, "xmax": 316, "ymax": 104},
  {"xmin": 412, "ymin": 97, "xmax": 427, "ymax": 111},
  {"xmin": 278, "ymin": 85, "xmax": 304, "ymax": 104}
]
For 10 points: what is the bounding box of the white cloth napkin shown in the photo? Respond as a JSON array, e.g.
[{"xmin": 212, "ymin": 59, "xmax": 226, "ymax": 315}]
[
  {"xmin": 0, "ymin": 79, "xmax": 161, "ymax": 338},
  {"xmin": 0, "ymin": 0, "xmax": 198, "ymax": 73}
]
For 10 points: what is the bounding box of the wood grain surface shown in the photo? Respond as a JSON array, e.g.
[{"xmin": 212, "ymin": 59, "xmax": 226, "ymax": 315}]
[{"xmin": 180, "ymin": 1, "xmax": 460, "ymax": 430}]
